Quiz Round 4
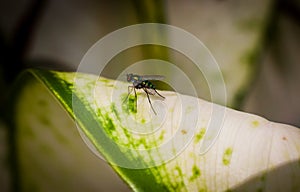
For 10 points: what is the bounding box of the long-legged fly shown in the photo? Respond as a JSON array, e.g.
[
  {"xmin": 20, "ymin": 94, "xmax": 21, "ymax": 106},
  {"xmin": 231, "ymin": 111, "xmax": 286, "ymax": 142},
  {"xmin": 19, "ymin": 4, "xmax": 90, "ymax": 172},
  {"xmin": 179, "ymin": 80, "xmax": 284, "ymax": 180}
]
[{"xmin": 124, "ymin": 73, "xmax": 165, "ymax": 115}]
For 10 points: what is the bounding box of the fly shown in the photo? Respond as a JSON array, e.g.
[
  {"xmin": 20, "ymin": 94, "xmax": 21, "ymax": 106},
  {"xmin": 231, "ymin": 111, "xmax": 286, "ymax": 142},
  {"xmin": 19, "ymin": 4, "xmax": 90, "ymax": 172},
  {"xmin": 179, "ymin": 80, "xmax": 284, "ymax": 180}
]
[{"xmin": 124, "ymin": 73, "xmax": 165, "ymax": 115}]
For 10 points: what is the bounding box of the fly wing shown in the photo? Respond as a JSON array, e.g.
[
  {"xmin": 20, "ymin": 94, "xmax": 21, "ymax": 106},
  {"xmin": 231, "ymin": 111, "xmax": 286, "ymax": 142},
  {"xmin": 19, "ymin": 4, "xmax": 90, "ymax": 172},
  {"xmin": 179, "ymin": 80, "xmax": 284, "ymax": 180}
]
[{"xmin": 140, "ymin": 75, "xmax": 165, "ymax": 81}]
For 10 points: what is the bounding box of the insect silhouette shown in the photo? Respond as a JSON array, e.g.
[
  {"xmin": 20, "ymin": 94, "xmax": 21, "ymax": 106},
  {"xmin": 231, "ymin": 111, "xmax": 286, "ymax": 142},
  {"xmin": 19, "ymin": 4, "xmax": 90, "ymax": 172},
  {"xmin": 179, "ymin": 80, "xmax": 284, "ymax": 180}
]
[{"xmin": 124, "ymin": 73, "xmax": 165, "ymax": 115}]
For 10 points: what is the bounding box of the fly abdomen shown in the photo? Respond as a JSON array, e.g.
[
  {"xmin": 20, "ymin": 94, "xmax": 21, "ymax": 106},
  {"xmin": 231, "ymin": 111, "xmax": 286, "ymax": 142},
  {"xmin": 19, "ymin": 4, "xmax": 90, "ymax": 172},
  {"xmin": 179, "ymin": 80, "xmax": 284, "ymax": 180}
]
[
  {"xmin": 135, "ymin": 80, "xmax": 155, "ymax": 89},
  {"xmin": 143, "ymin": 80, "xmax": 155, "ymax": 89}
]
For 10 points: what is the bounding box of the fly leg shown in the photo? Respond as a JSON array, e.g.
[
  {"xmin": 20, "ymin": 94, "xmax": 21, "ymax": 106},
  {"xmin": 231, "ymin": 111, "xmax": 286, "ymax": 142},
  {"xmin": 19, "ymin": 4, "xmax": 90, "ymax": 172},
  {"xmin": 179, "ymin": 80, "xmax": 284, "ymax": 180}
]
[
  {"xmin": 154, "ymin": 89, "xmax": 165, "ymax": 99},
  {"xmin": 123, "ymin": 85, "xmax": 138, "ymax": 113},
  {"xmin": 123, "ymin": 85, "xmax": 134, "ymax": 103},
  {"xmin": 143, "ymin": 88, "xmax": 157, "ymax": 115},
  {"xmin": 133, "ymin": 86, "xmax": 137, "ymax": 112}
]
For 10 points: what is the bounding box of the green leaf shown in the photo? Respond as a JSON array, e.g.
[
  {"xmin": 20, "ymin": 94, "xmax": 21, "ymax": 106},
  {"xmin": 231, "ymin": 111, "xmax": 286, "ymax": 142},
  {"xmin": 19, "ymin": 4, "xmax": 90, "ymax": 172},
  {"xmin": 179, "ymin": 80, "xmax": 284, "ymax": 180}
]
[{"xmin": 13, "ymin": 69, "xmax": 300, "ymax": 191}]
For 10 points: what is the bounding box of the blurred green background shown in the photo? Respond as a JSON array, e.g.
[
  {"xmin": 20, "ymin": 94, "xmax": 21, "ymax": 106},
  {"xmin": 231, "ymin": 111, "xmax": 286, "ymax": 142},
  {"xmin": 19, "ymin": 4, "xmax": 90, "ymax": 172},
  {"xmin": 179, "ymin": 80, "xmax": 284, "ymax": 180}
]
[{"xmin": 0, "ymin": 0, "xmax": 300, "ymax": 191}]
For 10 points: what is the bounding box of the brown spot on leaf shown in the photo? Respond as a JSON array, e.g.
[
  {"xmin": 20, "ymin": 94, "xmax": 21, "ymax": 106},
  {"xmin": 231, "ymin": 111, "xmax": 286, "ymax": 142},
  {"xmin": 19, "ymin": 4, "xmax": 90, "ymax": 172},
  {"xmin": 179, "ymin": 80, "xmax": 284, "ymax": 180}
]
[{"xmin": 282, "ymin": 136, "xmax": 287, "ymax": 141}]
